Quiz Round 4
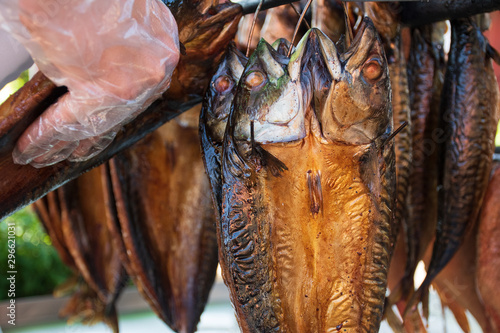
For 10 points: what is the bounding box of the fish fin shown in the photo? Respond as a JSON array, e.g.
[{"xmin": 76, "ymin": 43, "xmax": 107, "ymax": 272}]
[
  {"xmin": 53, "ymin": 274, "xmax": 79, "ymax": 298},
  {"xmin": 421, "ymin": 286, "xmax": 430, "ymax": 321},
  {"xmin": 384, "ymin": 121, "xmax": 408, "ymax": 147},
  {"xmin": 385, "ymin": 303, "xmax": 405, "ymax": 333},
  {"xmin": 253, "ymin": 145, "xmax": 288, "ymax": 177},
  {"xmin": 486, "ymin": 43, "xmax": 500, "ymax": 65},
  {"xmin": 104, "ymin": 304, "xmax": 120, "ymax": 333},
  {"xmin": 307, "ymin": 170, "xmax": 323, "ymax": 215}
]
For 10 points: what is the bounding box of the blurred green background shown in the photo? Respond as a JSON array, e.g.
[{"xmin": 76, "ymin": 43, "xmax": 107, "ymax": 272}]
[{"xmin": 0, "ymin": 207, "xmax": 73, "ymax": 300}]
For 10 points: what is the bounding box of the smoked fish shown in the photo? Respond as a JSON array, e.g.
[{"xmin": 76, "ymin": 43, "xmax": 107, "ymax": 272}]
[
  {"xmin": 365, "ymin": 2, "xmax": 412, "ymax": 250},
  {"xmin": 400, "ymin": 23, "xmax": 446, "ymax": 302},
  {"xmin": 110, "ymin": 108, "xmax": 218, "ymax": 333},
  {"xmin": 219, "ymin": 18, "xmax": 395, "ymax": 332},
  {"xmin": 411, "ymin": 17, "xmax": 500, "ymax": 310},
  {"xmin": 58, "ymin": 166, "xmax": 128, "ymax": 333}
]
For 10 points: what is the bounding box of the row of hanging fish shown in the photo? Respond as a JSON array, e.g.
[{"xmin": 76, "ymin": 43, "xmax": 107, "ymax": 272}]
[
  {"xmin": 33, "ymin": 107, "xmax": 218, "ymax": 333},
  {"xmin": 26, "ymin": 1, "xmax": 500, "ymax": 333}
]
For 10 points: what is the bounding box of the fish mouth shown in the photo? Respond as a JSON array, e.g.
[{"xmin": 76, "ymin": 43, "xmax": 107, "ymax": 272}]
[{"xmin": 314, "ymin": 28, "xmax": 342, "ymax": 81}]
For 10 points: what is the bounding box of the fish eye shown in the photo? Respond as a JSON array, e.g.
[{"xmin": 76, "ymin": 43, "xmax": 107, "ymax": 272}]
[
  {"xmin": 245, "ymin": 71, "xmax": 266, "ymax": 89},
  {"xmin": 214, "ymin": 75, "xmax": 233, "ymax": 94},
  {"xmin": 362, "ymin": 58, "xmax": 383, "ymax": 82}
]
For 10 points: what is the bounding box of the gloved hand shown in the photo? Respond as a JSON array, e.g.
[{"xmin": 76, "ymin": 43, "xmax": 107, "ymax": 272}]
[{"xmin": 0, "ymin": 0, "xmax": 180, "ymax": 167}]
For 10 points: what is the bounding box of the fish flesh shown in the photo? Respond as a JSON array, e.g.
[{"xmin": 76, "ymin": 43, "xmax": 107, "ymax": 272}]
[
  {"xmin": 219, "ymin": 18, "xmax": 395, "ymax": 332},
  {"xmin": 477, "ymin": 162, "xmax": 500, "ymax": 332}
]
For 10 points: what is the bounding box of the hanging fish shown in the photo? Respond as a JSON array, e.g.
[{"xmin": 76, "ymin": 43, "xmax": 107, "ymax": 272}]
[
  {"xmin": 219, "ymin": 17, "xmax": 394, "ymax": 332},
  {"xmin": 408, "ymin": 16, "xmax": 500, "ymax": 313},
  {"xmin": 0, "ymin": 0, "xmax": 243, "ymax": 222},
  {"xmin": 58, "ymin": 166, "xmax": 128, "ymax": 333},
  {"xmin": 396, "ymin": 23, "xmax": 446, "ymax": 304},
  {"xmin": 109, "ymin": 107, "xmax": 218, "ymax": 333},
  {"xmin": 200, "ymin": 43, "xmax": 247, "ymax": 218}
]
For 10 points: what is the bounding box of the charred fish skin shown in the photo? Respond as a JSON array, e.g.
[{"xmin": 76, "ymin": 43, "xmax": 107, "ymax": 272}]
[
  {"xmin": 200, "ymin": 43, "xmax": 247, "ymax": 219},
  {"xmin": 417, "ymin": 18, "xmax": 499, "ymax": 295},
  {"xmin": 220, "ymin": 18, "xmax": 395, "ymax": 333},
  {"xmin": 401, "ymin": 24, "xmax": 445, "ymax": 300}
]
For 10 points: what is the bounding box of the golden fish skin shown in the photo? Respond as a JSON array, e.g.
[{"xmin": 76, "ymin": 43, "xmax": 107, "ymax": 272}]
[
  {"xmin": 110, "ymin": 108, "xmax": 218, "ymax": 333},
  {"xmin": 220, "ymin": 19, "xmax": 395, "ymax": 333}
]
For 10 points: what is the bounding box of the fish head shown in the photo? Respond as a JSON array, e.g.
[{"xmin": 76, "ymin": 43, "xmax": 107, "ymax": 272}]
[
  {"xmin": 312, "ymin": 17, "xmax": 391, "ymax": 144},
  {"xmin": 163, "ymin": 0, "xmax": 242, "ymax": 109},
  {"xmin": 232, "ymin": 38, "xmax": 306, "ymax": 144},
  {"xmin": 202, "ymin": 43, "xmax": 247, "ymax": 143}
]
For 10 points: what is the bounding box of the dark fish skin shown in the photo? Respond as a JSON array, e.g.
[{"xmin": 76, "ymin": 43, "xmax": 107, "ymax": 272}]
[
  {"xmin": 110, "ymin": 109, "xmax": 218, "ymax": 333},
  {"xmin": 477, "ymin": 163, "xmax": 500, "ymax": 332},
  {"xmin": 399, "ymin": 24, "xmax": 446, "ymax": 301},
  {"xmin": 365, "ymin": 2, "xmax": 412, "ymax": 250},
  {"xmin": 410, "ymin": 17, "xmax": 500, "ymax": 309},
  {"xmin": 219, "ymin": 19, "xmax": 395, "ymax": 332},
  {"xmin": 390, "ymin": 37, "xmax": 412, "ymax": 249},
  {"xmin": 57, "ymin": 166, "xmax": 128, "ymax": 333},
  {"xmin": 200, "ymin": 43, "xmax": 247, "ymax": 219}
]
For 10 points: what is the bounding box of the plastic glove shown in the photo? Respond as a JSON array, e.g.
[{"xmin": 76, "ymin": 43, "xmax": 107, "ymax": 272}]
[{"xmin": 0, "ymin": 0, "xmax": 180, "ymax": 167}]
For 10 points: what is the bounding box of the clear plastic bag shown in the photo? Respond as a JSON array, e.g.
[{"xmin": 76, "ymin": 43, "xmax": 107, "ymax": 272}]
[{"xmin": 0, "ymin": 0, "xmax": 180, "ymax": 167}]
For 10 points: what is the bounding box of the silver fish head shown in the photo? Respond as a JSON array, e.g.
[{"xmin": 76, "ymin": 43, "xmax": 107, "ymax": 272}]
[
  {"xmin": 232, "ymin": 38, "xmax": 306, "ymax": 144},
  {"xmin": 203, "ymin": 43, "xmax": 247, "ymax": 143}
]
